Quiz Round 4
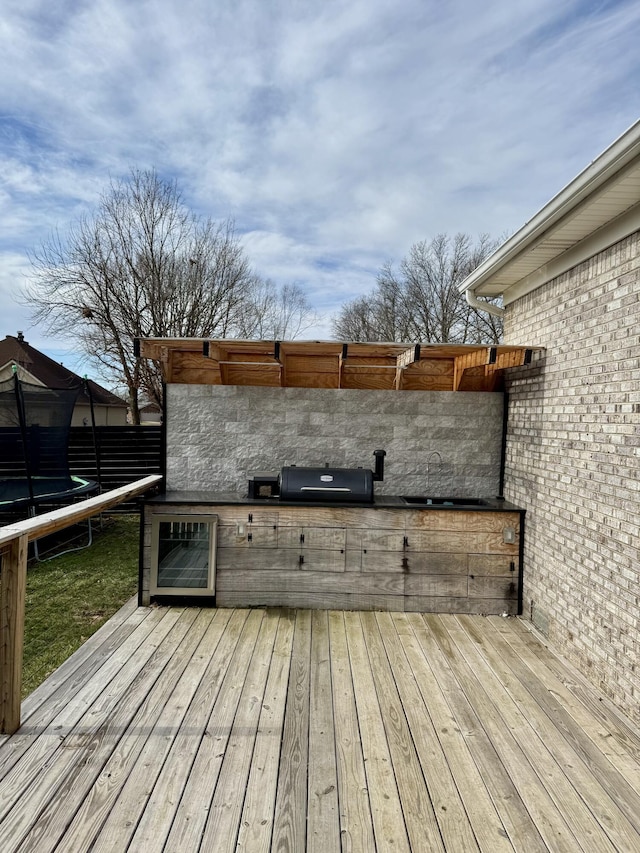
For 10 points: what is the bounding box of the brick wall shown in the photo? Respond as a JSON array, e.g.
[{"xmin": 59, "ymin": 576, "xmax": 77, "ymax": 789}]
[
  {"xmin": 503, "ymin": 229, "xmax": 640, "ymax": 724},
  {"xmin": 165, "ymin": 385, "xmax": 504, "ymax": 499}
]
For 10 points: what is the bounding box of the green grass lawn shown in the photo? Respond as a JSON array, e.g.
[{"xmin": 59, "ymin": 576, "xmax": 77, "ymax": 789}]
[{"xmin": 22, "ymin": 515, "xmax": 140, "ymax": 697}]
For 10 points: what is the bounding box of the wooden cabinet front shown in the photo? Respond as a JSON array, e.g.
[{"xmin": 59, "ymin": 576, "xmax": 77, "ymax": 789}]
[{"xmin": 144, "ymin": 502, "xmax": 522, "ymax": 613}]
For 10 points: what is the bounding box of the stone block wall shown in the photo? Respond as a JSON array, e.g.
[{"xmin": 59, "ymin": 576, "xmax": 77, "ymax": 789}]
[
  {"xmin": 165, "ymin": 385, "xmax": 504, "ymax": 499},
  {"xmin": 503, "ymin": 229, "xmax": 640, "ymax": 724}
]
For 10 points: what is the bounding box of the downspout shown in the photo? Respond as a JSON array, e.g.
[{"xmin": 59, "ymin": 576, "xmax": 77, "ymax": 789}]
[{"xmin": 465, "ymin": 288, "xmax": 505, "ymax": 318}]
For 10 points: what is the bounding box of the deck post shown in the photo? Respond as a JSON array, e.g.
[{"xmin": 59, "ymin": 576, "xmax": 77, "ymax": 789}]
[
  {"xmin": 0, "ymin": 533, "xmax": 28, "ymax": 734},
  {"xmin": 0, "ymin": 474, "xmax": 162, "ymax": 735}
]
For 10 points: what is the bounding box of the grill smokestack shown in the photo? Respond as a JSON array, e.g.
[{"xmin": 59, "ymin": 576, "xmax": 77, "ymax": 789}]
[{"xmin": 373, "ymin": 449, "xmax": 386, "ymax": 482}]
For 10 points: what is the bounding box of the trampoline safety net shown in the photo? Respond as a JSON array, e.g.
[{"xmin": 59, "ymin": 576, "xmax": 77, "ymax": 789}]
[{"xmin": 0, "ymin": 375, "xmax": 83, "ymax": 506}]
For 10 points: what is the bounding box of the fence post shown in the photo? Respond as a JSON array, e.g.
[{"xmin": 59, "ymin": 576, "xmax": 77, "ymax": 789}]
[{"xmin": 0, "ymin": 533, "xmax": 28, "ymax": 734}]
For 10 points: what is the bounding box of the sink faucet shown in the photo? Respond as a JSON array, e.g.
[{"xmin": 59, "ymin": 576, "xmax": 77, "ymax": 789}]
[{"xmin": 426, "ymin": 451, "xmax": 442, "ymax": 493}]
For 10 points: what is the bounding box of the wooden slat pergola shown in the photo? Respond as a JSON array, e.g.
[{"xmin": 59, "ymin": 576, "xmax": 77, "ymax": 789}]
[{"xmin": 138, "ymin": 339, "xmax": 543, "ymax": 392}]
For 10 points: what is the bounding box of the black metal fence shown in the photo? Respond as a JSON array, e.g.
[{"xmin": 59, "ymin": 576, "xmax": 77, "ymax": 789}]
[
  {"xmin": 0, "ymin": 426, "xmax": 163, "ymax": 516},
  {"xmin": 68, "ymin": 426, "xmax": 163, "ymax": 510}
]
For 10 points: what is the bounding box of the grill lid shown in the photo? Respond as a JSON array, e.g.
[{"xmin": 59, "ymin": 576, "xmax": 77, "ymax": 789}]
[{"xmin": 279, "ymin": 465, "xmax": 374, "ymax": 502}]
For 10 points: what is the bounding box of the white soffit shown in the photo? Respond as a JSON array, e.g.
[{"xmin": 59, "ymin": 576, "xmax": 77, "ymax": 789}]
[{"xmin": 460, "ymin": 120, "xmax": 640, "ymax": 304}]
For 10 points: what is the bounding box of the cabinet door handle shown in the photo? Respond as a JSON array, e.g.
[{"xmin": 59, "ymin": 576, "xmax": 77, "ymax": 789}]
[
  {"xmin": 403, "ymin": 536, "xmax": 409, "ymax": 548},
  {"xmin": 248, "ymin": 513, "xmax": 253, "ymax": 523},
  {"xmin": 299, "ymin": 555, "xmax": 304, "ymax": 566},
  {"xmin": 247, "ymin": 533, "xmax": 253, "ymax": 542},
  {"xmin": 510, "ymin": 561, "xmax": 515, "ymax": 572},
  {"xmin": 300, "ymin": 533, "xmax": 305, "ymax": 544}
]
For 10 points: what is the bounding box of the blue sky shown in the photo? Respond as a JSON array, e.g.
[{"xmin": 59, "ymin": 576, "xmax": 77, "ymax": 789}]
[{"xmin": 1, "ymin": 0, "xmax": 639, "ymax": 380}]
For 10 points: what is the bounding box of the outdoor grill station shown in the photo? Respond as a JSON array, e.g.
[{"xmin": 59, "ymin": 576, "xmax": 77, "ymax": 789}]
[{"xmin": 138, "ymin": 338, "xmax": 542, "ymax": 613}]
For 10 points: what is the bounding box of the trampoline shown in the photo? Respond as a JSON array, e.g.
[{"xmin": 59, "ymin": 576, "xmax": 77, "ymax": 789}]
[
  {"xmin": 0, "ymin": 475, "xmax": 98, "ymax": 509},
  {"xmin": 0, "ymin": 371, "xmax": 100, "ymax": 556}
]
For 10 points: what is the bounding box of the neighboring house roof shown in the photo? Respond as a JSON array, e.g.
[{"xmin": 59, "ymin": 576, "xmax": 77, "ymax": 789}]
[
  {"xmin": 0, "ymin": 334, "xmax": 127, "ymax": 408},
  {"xmin": 460, "ymin": 119, "xmax": 640, "ymax": 306}
]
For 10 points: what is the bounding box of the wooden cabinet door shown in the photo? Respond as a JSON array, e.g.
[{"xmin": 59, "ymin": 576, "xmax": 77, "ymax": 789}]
[
  {"xmin": 217, "ymin": 516, "xmax": 278, "ymax": 548},
  {"xmin": 277, "ymin": 526, "xmax": 347, "ymax": 572},
  {"xmin": 345, "ymin": 529, "xmax": 406, "ymax": 572}
]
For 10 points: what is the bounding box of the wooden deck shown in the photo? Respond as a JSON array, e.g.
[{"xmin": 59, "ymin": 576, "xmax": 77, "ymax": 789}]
[{"xmin": 1, "ymin": 602, "xmax": 639, "ymax": 852}]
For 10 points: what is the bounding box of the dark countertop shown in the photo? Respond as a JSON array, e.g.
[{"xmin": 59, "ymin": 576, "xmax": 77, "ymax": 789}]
[{"xmin": 146, "ymin": 491, "xmax": 524, "ymax": 513}]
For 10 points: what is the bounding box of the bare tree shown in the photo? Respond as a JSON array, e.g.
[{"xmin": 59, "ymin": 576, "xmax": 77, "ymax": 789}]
[
  {"xmin": 333, "ymin": 272, "xmax": 414, "ymax": 342},
  {"xmin": 24, "ymin": 169, "xmax": 261, "ymax": 422},
  {"xmin": 333, "ymin": 233, "xmax": 503, "ymax": 344},
  {"xmin": 234, "ymin": 279, "xmax": 319, "ymax": 340}
]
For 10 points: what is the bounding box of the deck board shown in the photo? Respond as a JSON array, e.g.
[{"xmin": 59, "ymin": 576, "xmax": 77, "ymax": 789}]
[
  {"xmin": 345, "ymin": 611, "xmax": 411, "ymax": 852},
  {"xmin": 441, "ymin": 615, "xmax": 619, "ymax": 853},
  {"xmin": 376, "ymin": 612, "xmax": 485, "ymax": 853},
  {"xmin": 125, "ymin": 607, "xmax": 247, "ymax": 851},
  {"xmin": 1, "ymin": 600, "xmax": 639, "ymax": 852},
  {"xmin": 328, "ymin": 611, "xmax": 376, "ymax": 852},
  {"xmin": 18, "ymin": 608, "xmax": 214, "ymax": 853},
  {"xmin": 360, "ymin": 610, "xmax": 445, "ymax": 852},
  {"xmin": 162, "ymin": 608, "xmax": 264, "ymax": 851},
  {"xmin": 426, "ymin": 613, "xmax": 586, "ymax": 852},
  {"xmin": 307, "ymin": 610, "xmax": 340, "ymax": 852},
  {"xmin": 200, "ymin": 608, "xmax": 281, "ymax": 853},
  {"xmin": 272, "ymin": 608, "xmax": 312, "ymax": 852},
  {"xmin": 488, "ymin": 615, "xmax": 640, "ymax": 786},
  {"xmin": 236, "ymin": 609, "xmax": 295, "ymax": 852},
  {"xmin": 0, "ymin": 606, "xmax": 186, "ymax": 846},
  {"xmin": 470, "ymin": 615, "xmax": 640, "ymax": 849}
]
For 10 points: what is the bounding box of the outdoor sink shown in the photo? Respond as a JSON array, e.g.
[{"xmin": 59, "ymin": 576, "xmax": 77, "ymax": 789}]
[{"xmin": 401, "ymin": 496, "xmax": 488, "ymax": 507}]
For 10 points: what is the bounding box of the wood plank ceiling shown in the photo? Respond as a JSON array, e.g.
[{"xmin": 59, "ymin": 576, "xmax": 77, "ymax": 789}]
[{"xmin": 138, "ymin": 338, "xmax": 543, "ymax": 392}]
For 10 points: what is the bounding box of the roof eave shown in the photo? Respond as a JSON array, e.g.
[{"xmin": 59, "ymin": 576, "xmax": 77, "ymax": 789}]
[{"xmin": 460, "ymin": 119, "xmax": 640, "ymax": 301}]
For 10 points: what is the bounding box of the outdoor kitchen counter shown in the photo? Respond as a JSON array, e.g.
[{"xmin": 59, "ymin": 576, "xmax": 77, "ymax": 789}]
[
  {"xmin": 146, "ymin": 491, "xmax": 523, "ymax": 512},
  {"xmin": 142, "ymin": 492, "xmax": 524, "ymax": 614}
]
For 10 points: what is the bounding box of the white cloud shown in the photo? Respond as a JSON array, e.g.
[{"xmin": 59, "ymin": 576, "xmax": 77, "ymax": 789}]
[
  {"xmin": 0, "ymin": 252, "xmax": 47, "ymax": 348},
  {"xmin": 1, "ymin": 0, "xmax": 639, "ymax": 365}
]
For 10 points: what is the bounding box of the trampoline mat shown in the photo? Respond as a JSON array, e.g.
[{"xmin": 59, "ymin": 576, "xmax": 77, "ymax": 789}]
[{"xmin": 0, "ymin": 476, "xmax": 98, "ymax": 507}]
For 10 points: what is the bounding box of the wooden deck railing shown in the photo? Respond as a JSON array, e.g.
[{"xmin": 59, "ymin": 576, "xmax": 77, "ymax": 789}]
[{"xmin": 0, "ymin": 474, "xmax": 163, "ymax": 734}]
